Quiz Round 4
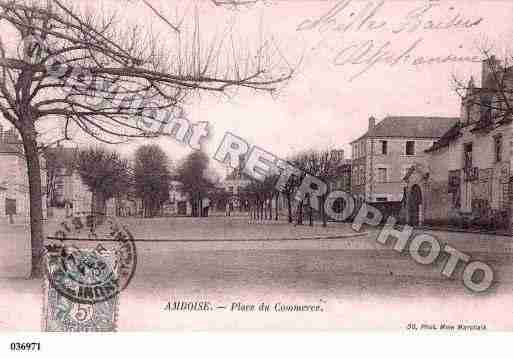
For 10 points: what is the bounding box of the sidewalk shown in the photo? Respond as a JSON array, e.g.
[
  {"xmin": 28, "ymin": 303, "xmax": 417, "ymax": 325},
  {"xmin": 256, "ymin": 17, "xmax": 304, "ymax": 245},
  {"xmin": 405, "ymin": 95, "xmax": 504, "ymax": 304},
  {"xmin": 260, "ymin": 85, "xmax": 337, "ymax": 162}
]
[{"xmin": 414, "ymin": 225, "xmax": 511, "ymax": 237}]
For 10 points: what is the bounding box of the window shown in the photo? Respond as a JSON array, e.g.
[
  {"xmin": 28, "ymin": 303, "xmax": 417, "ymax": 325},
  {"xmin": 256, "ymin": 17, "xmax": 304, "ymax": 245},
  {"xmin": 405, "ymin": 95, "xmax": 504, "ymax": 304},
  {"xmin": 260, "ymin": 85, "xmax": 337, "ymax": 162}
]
[
  {"xmin": 5, "ymin": 198, "xmax": 16, "ymax": 215},
  {"xmin": 405, "ymin": 141, "xmax": 415, "ymax": 155},
  {"xmin": 377, "ymin": 167, "xmax": 387, "ymax": 183},
  {"xmin": 381, "ymin": 140, "xmax": 388, "ymax": 155},
  {"xmin": 463, "ymin": 143, "xmax": 473, "ymax": 168},
  {"xmin": 494, "ymin": 135, "xmax": 503, "ymax": 163},
  {"xmin": 228, "ymin": 186, "xmax": 234, "ymax": 194},
  {"xmin": 376, "ymin": 197, "xmax": 388, "ymax": 202}
]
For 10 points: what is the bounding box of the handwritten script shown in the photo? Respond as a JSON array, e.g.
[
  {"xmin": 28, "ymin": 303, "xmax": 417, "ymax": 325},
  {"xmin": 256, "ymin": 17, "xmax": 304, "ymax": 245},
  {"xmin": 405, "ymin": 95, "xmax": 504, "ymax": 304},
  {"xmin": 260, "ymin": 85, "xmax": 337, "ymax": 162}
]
[{"xmin": 296, "ymin": 0, "xmax": 484, "ymax": 80}]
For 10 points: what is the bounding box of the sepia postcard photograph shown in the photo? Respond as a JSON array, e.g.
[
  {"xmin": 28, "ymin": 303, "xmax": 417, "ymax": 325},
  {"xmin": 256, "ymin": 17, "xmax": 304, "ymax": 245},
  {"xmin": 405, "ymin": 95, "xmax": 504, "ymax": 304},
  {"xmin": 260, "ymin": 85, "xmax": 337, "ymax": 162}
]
[{"xmin": 0, "ymin": 0, "xmax": 512, "ymax": 349}]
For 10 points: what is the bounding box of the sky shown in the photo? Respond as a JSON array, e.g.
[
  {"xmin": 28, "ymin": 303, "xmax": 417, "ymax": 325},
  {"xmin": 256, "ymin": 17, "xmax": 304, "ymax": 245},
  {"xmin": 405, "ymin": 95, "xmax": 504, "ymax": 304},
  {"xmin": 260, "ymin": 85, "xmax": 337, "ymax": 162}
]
[{"xmin": 3, "ymin": 0, "xmax": 513, "ymax": 177}]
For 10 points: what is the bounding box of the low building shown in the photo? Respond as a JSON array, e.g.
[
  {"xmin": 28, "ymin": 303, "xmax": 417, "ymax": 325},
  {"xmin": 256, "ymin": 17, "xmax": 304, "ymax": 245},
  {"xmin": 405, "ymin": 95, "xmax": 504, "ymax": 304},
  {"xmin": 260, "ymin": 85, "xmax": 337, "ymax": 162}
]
[
  {"xmin": 404, "ymin": 56, "xmax": 513, "ymax": 232},
  {"xmin": 350, "ymin": 115, "xmax": 459, "ymax": 213},
  {"xmin": 0, "ymin": 126, "xmax": 46, "ymax": 223}
]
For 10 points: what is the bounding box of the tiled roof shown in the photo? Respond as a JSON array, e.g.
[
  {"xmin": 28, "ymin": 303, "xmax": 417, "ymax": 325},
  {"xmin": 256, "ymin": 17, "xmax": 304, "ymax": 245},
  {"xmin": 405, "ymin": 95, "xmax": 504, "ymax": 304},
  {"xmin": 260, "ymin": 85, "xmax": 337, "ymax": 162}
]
[
  {"xmin": 351, "ymin": 116, "xmax": 460, "ymax": 143},
  {"xmin": 425, "ymin": 122, "xmax": 462, "ymax": 152}
]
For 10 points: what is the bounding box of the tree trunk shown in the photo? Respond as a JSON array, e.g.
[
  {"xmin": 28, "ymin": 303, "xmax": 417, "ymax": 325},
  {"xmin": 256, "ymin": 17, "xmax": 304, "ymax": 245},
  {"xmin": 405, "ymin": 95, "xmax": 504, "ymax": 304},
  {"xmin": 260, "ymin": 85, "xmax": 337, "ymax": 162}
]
[
  {"xmin": 21, "ymin": 127, "xmax": 45, "ymax": 278},
  {"xmin": 275, "ymin": 194, "xmax": 279, "ymax": 221},
  {"xmin": 322, "ymin": 195, "xmax": 327, "ymax": 227},
  {"xmin": 296, "ymin": 200, "xmax": 303, "ymax": 225},
  {"xmin": 308, "ymin": 194, "xmax": 313, "ymax": 227},
  {"xmin": 92, "ymin": 190, "xmax": 106, "ymax": 224},
  {"xmin": 287, "ymin": 194, "xmax": 292, "ymax": 223},
  {"xmin": 268, "ymin": 195, "xmax": 272, "ymax": 220}
]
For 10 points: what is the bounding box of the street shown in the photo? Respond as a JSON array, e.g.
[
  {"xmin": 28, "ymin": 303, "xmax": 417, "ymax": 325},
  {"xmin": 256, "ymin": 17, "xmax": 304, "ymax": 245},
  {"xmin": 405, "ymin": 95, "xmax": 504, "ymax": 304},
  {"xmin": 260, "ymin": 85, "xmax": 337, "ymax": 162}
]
[{"xmin": 0, "ymin": 217, "xmax": 512, "ymax": 330}]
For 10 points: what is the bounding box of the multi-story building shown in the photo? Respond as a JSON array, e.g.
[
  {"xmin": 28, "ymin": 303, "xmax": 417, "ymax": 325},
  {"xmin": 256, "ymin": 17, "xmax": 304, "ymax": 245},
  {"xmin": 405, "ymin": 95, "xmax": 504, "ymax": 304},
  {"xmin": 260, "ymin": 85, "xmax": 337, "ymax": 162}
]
[
  {"xmin": 404, "ymin": 56, "xmax": 513, "ymax": 231},
  {"xmin": 350, "ymin": 115, "xmax": 459, "ymax": 206}
]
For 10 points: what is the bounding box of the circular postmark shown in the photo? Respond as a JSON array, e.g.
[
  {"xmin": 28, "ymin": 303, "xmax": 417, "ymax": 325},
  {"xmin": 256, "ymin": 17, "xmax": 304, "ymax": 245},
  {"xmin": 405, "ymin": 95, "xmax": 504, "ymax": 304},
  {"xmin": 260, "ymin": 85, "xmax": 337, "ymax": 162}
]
[{"xmin": 44, "ymin": 212, "xmax": 137, "ymax": 305}]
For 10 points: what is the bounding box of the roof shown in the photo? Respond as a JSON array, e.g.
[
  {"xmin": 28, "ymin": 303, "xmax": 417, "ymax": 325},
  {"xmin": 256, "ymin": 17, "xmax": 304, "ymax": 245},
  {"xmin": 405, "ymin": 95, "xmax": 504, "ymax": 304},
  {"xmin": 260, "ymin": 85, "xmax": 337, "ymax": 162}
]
[
  {"xmin": 425, "ymin": 122, "xmax": 463, "ymax": 152},
  {"xmin": 350, "ymin": 116, "xmax": 460, "ymax": 144}
]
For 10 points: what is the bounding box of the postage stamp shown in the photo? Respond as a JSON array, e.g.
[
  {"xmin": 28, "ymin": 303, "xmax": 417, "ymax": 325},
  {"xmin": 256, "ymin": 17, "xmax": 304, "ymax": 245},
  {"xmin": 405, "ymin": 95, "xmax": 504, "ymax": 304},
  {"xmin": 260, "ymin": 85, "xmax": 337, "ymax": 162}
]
[
  {"xmin": 42, "ymin": 253, "xmax": 120, "ymax": 332},
  {"xmin": 42, "ymin": 213, "xmax": 137, "ymax": 331}
]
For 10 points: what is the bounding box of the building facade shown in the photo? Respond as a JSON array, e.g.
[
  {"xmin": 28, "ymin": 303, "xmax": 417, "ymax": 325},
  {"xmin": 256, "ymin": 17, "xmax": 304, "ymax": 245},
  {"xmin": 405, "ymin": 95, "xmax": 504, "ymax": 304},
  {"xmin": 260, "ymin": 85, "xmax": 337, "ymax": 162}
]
[
  {"xmin": 351, "ymin": 116, "xmax": 459, "ymax": 205},
  {"xmin": 0, "ymin": 126, "xmax": 47, "ymax": 223},
  {"xmin": 404, "ymin": 57, "xmax": 513, "ymax": 231}
]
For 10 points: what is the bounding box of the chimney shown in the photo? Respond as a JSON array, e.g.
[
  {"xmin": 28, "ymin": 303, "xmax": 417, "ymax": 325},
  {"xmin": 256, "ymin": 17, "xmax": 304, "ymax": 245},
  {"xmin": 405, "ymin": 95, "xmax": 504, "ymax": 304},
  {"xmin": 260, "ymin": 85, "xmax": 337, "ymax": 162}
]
[
  {"xmin": 482, "ymin": 55, "xmax": 501, "ymax": 88},
  {"xmin": 368, "ymin": 116, "xmax": 376, "ymax": 131}
]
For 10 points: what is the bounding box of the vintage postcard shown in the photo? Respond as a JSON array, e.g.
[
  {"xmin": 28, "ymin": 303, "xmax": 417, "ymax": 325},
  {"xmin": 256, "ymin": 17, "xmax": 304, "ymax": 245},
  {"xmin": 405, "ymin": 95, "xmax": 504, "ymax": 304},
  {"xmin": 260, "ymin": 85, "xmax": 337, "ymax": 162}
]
[{"xmin": 0, "ymin": 0, "xmax": 513, "ymax": 341}]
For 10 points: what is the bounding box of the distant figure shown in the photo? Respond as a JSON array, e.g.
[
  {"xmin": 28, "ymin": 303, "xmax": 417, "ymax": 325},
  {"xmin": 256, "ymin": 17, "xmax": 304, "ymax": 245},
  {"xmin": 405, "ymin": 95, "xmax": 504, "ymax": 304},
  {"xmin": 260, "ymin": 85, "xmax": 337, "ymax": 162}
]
[
  {"xmin": 226, "ymin": 201, "xmax": 233, "ymax": 217},
  {"xmin": 202, "ymin": 198, "xmax": 211, "ymax": 217}
]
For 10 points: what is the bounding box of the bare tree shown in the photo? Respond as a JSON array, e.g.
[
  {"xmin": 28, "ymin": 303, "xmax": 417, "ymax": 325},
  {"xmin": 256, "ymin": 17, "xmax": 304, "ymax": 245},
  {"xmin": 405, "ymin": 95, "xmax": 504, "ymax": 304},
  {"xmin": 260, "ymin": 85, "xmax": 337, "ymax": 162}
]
[
  {"xmin": 291, "ymin": 149, "xmax": 339, "ymax": 227},
  {"xmin": 277, "ymin": 159, "xmax": 300, "ymax": 224},
  {"xmin": 310, "ymin": 149, "xmax": 339, "ymax": 227},
  {"xmin": 244, "ymin": 174, "xmax": 278, "ymax": 221},
  {"xmin": 177, "ymin": 150, "xmax": 214, "ymax": 217},
  {"xmin": 134, "ymin": 144, "xmax": 171, "ymax": 218},
  {"xmin": 453, "ymin": 51, "xmax": 513, "ymax": 126},
  {"xmin": 289, "ymin": 152, "xmax": 309, "ymax": 225},
  {"xmin": 0, "ymin": 0, "xmax": 293, "ymax": 276},
  {"xmin": 75, "ymin": 147, "xmax": 131, "ymax": 219}
]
